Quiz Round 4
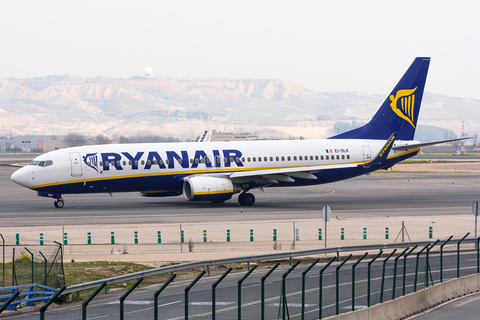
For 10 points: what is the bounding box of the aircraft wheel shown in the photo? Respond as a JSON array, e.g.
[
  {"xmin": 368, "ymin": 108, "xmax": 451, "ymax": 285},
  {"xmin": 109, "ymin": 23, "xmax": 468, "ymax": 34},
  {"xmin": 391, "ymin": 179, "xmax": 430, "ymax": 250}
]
[
  {"xmin": 238, "ymin": 192, "xmax": 246, "ymax": 205},
  {"xmin": 241, "ymin": 193, "xmax": 255, "ymax": 206},
  {"xmin": 55, "ymin": 199, "xmax": 65, "ymax": 208}
]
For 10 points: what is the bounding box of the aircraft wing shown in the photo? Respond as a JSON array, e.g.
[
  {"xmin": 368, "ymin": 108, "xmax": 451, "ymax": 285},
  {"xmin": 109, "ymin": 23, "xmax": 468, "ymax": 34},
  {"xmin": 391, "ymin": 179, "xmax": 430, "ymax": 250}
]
[
  {"xmin": 222, "ymin": 163, "xmax": 359, "ymax": 184},
  {"xmin": 393, "ymin": 136, "xmax": 472, "ymax": 151}
]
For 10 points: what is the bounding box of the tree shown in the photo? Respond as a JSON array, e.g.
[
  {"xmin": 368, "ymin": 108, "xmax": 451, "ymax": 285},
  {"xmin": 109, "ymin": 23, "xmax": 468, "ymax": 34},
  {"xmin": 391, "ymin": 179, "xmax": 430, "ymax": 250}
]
[
  {"xmin": 64, "ymin": 133, "xmax": 86, "ymax": 147},
  {"xmin": 95, "ymin": 134, "xmax": 110, "ymax": 145}
]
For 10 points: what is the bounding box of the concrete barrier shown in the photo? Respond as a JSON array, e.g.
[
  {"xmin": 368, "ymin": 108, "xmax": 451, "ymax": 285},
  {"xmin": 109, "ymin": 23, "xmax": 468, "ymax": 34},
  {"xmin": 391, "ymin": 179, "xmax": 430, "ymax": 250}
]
[{"xmin": 323, "ymin": 273, "xmax": 480, "ymax": 320}]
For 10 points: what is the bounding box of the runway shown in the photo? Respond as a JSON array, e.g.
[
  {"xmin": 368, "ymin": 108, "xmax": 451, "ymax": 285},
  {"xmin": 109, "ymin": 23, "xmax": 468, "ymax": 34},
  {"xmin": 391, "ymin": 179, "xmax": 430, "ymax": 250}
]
[{"xmin": 1, "ymin": 163, "xmax": 479, "ymax": 227}]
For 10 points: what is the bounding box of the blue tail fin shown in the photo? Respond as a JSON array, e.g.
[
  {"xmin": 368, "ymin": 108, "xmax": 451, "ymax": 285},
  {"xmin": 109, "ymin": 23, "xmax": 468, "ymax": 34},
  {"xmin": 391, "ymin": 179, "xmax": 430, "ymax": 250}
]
[{"xmin": 330, "ymin": 57, "xmax": 430, "ymax": 140}]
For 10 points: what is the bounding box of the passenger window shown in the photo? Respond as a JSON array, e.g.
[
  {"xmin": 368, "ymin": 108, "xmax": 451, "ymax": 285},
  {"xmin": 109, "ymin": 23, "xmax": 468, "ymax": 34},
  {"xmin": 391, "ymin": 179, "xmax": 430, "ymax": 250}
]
[
  {"xmin": 230, "ymin": 157, "xmax": 234, "ymax": 163},
  {"xmin": 223, "ymin": 158, "xmax": 227, "ymax": 163},
  {"xmin": 129, "ymin": 161, "xmax": 132, "ymax": 165},
  {"xmin": 235, "ymin": 157, "xmax": 240, "ymax": 163},
  {"xmin": 147, "ymin": 160, "xmax": 151, "ymax": 165},
  {"xmin": 117, "ymin": 161, "xmax": 121, "ymax": 166},
  {"xmin": 195, "ymin": 159, "xmax": 199, "ymax": 164},
  {"xmin": 135, "ymin": 160, "xmax": 138, "ymax": 166},
  {"xmin": 264, "ymin": 157, "xmax": 267, "ymax": 161},
  {"xmin": 160, "ymin": 160, "xmax": 164, "ymax": 165},
  {"xmin": 276, "ymin": 156, "xmax": 279, "ymax": 161},
  {"xmin": 326, "ymin": 155, "xmax": 329, "ymax": 160},
  {"xmin": 253, "ymin": 157, "xmax": 256, "ymax": 162},
  {"xmin": 258, "ymin": 157, "xmax": 261, "ymax": 162},
  {"xmin": 100, "ymin": 161, "xmax": 103, "ymax": 166},
  {"xmin": 141, "ymin": 160, "xmax": 145, "ymax": 165},
  {"xmin": 105, "ymin": 162, "xmax": 109, "ymax": 167},
  {"xmin": 310, "ymin": 156, "xmax": 313, "ymax": 160},
  {"xmin": 347, "ymin": 155, "xmax": 350, "ymax": 159},
  {"xmin": 337, "ymin": 155, "xmax": 340, "ymax": 160},
  {"xmin": 342, "ymin": 155, "xmax": 345, "ymax": 159},
  {"xmin": 270, "ymin": 157, "xmax": 273, "ymax": 161},
  {"xmin": 242, "ymin": 157, "xmax": 245, "ymax": 162},
  {"xmin": 123, "ymin": 161, "xmax": 126, "ymax": 165},
  {"xmin": 287, "ymin": 156, "xmax": 291, "ymax": 161},
  {"xmin": 321, "ymin": 156, "xmax": 324, "ymax": 160},
  {"xmin": 153, "ymin": 160, "xmax": 158, "ymax": 165},
  {"xmin": 247, "ymin": 157, "xmax": 251, "ymax": 162},
  {"xmin": 281, "ymin": 156, "xmax": 285, "ymax": 161},
  {"xmin": 190, "ymin": 159, "xmax": 194, "ymax": 164},
  {"xmin": 293, "ymin": 156, "xmax": 297, "ymax": 161},
  {"xmin": 178, "ymin": 159, "xmax": 183, "ymax": 164},
  {"xmin": 217, "ymin": 157, "xmax": 221, "ymax": 163},
  {"xmin": 201, "ymin": 158, "xmax": 205, "ymax": 163},
  {"xmin": 299, "ymin": 156, "xmax": 302, "ymax": 161}
]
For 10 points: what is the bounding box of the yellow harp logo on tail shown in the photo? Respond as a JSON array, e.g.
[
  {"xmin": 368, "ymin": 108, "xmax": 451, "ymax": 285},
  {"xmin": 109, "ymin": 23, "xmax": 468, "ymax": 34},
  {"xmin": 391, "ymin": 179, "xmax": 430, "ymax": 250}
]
[{"xmin": 389, "ymin": 87, "xmax": 417, "ymax": 128}]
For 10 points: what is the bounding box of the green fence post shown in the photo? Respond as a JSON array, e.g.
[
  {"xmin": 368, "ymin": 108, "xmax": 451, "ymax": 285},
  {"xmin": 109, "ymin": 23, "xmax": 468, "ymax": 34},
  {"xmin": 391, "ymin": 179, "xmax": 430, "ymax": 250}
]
[
  {"xmin": 319, "ymin": 257, "xmax": 336, "ymax": 319},
  {"xmin": 301, "ymin": 259, "xmax": 319, "ymax": 320},
  {"xmin": 82, "ymin": 282, "xmax": 107, "ymax": 320},
  {"xmin": 392, "ymin": 247, "xmax": 409, "ymax": 300},
  {"xmin": 157, "ymin": 231, "xmax": 161, "ymax": 244},
  {"xmin": 341, "ymin": 228, "xmax": 344, "ymax": 240},
  {"xmin": 24, "ymin": 248, "xmax": 34, "ymax": 284},
  {"xmin": 281, "ymin": 261, "xmax": 300, "ymax": 320},
  {"xmin": 185, "ymin": 271, "xmax": 206, "ymax": 320},
  {"xmin": 227, "ymin": 229, "xmax": 230, "ymax": 242},
  {"xmin": 414, "ymin": 244, "xmax": 429, "ymax": 292},
  {"xmin": 403, "ymin": 245, "xmax": 417, "ymax": 296},
  {"xmin": 39, "ymin": 251, "xmax": 47, "ymax": 286},
  {"xmin": 111, "ymin": 232, "xmax": 115, "ymax": 244},
  {"xmin": 429, "ymin": 226, "xmax": 433, "ymax": 239},
  {"xmin": 238, "ymin": 265, "xmax": 257, "ymax": 320},
  {"xmin": 16, "ymin": 234, "xmax": 19, "ymax": 245},
  {"xmin": 318, "ymin": 228, "xmax": 322, "ymax": 240},
  {"xmin": 64, "ymin": 232, "xmax": 67, "ymax": 245},
  {"xmin": 154, "ymin": 274, "xmax": 176, "ymax": 320},
  {"xmin": 363, "ymin": 228, "xmax": 367, "ymax": 240},
  {"xmin": 380, "ymin": 249, "xmax": 397, "ymax": 303},
  {"xmin": 368, "ymin": 250, "xmax": 383, "ymax": 307},
  {"xmin": 120, "ymin": 278, "xmax": 143, "ymax": 320},
  {"xmin": 261, "ymin": 262, "xmax": 279, "ymax": 320},
  {"xmin": 0, "ymin": 290, "xmax": 20, "ymax": 314},
  {"xmin": 134, "ymin": 231, "xmax": 138, "ymax": 244},
  {"xmin": 336, "ymin": 254, "xmax": 352, "ymax": 315},
  {"xmin": 457, "ymin": 233, "xmax": 470, "ymax": 278},
  {"xmin": 181, "ymin": 230, "xmax": 184, "ymax": 243},
  {"xmin": 273, "ymin": 229, "xmax": 277, "ymax": 241},
  {"xmin": 39, "ymin": 286, "xmax": 66, "ymax": 320},
  {"xmin": 203, "ymin": 230, "xmax": 207, "ymax": 243},
  {"xmin": 295, "ymin": 229, "xmax": 299, "ymax": 241},
  {"xmin": 40, "ymin": 233, "xmax": 44, "ymax": 246},
  {"xmin": 352, "ymin": 252, "xmax": 368, "ymax": 312},
  {"xmin": 385, "ymin": 227, "xmax": 389, "ymax": 240},
  {"xmin": 212, "ymin": 267, "xmax": 232, "ymax": 320},
  {"xmin": 425, "ymin": 239, "xmax": 440, "ymax": 288},
  {"xmin": 250, "ymin": 229, "xmax": 254, "ymax": 242},
  {"xmin": 440, "ymin": 236, "xmax": 453, "ymax": 282},
  {"xmin": 87, "ymin": 232, "xmax": 91, "ymax": 245}
]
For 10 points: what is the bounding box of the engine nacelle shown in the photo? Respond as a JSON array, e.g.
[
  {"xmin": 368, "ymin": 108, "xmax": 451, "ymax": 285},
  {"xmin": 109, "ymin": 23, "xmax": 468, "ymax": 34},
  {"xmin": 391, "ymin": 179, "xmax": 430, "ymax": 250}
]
[
  {"xmin": 183, "ymin": 176, "xmax": 240, "ymax": 202},
  {"xmin": 139, "ymin": 191, "xmax": 182, "ymax": 197}
]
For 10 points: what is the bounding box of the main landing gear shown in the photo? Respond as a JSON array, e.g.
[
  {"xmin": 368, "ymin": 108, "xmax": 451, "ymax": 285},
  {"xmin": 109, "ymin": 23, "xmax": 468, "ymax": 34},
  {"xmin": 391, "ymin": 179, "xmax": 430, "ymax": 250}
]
[
  {"xmin": 54, "ymin": 199, "xmax": 65, "ymax": 208},
  {"xmin": 238, "ymin": 192, "xmax": 255, "ymax": 206}
]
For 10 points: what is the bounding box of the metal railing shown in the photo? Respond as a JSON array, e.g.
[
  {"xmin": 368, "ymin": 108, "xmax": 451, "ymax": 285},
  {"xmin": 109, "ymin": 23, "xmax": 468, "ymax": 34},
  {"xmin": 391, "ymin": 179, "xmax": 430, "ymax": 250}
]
[{"xmin": 1, "ymin": 234, "xmax": 479, "ymax": 319}]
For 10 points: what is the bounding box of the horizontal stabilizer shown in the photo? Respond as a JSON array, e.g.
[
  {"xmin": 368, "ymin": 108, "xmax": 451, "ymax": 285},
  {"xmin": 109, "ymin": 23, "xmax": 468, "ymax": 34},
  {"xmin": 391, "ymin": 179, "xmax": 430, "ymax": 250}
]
[{"xmin": 393, "ymin": 136, "xmax": 473, "ymax": 150}]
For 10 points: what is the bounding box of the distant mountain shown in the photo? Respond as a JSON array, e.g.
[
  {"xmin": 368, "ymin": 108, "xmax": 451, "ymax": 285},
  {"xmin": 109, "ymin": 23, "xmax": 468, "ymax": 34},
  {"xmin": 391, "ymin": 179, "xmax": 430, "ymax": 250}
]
[{"xmin": 0, "ymin": 76, "xmax": 478, "ymax": 140}]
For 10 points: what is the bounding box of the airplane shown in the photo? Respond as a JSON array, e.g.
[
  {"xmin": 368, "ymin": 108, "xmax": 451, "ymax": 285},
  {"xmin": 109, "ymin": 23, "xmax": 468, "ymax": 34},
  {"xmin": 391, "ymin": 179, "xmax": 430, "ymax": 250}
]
[{"xmin": 11, "ymin": 57, "xmax": 468, "ymax": 208}]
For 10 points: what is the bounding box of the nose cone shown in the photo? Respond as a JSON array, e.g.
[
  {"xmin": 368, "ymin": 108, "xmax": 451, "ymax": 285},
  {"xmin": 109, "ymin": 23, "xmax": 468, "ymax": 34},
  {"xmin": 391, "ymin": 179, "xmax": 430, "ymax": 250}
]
[{"xmin": 11, "ymin": 167, "xmax": 29, "ymax": 187}]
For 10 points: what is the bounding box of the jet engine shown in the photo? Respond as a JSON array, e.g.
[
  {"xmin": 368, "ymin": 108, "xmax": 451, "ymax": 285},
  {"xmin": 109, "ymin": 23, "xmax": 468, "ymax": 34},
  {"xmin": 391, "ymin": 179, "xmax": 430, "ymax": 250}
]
[{"xmin": 183, "ymin": 176, "xmax": 240, "ymax": 202}]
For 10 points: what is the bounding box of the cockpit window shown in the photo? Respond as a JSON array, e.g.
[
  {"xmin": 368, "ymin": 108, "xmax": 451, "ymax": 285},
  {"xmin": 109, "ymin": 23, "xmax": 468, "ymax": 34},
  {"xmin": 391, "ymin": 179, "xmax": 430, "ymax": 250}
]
[{"xmin": 29, "ymin": 160, "xmax": 53, "ymax": 167}]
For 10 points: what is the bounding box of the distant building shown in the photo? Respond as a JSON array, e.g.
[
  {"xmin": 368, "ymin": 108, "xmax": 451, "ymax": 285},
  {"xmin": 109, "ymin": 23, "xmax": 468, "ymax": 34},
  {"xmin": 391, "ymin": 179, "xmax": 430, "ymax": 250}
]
[{"xmin": 211, "ymin": 130, "xmax": 257, "ymax": 141}]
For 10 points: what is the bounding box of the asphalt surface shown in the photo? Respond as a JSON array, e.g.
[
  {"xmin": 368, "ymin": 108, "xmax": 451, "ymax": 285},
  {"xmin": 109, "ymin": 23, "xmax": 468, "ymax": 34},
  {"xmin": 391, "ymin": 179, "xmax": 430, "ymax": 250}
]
[
  {"xmin": 3, "ymin": 253, "xmax": 478, "ymax": 319},
  {"xmin": 1, "ymin": 164, "xmax": 480, "ymax": 227}
]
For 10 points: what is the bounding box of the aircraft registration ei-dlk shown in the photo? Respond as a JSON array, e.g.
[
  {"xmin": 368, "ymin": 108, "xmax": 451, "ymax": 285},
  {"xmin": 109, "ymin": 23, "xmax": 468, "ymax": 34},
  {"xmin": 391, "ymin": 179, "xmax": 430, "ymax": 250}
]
[{"xmin": 11, "ymin": 57, "xmax": 466, "ymax": 208}]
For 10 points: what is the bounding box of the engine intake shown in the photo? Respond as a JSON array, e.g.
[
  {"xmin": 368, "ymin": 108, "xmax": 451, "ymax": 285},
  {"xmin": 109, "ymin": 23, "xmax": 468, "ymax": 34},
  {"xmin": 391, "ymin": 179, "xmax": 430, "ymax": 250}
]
[{"xmin": 183, "ymin": 176, "xmax": 240, "ymax": 202}]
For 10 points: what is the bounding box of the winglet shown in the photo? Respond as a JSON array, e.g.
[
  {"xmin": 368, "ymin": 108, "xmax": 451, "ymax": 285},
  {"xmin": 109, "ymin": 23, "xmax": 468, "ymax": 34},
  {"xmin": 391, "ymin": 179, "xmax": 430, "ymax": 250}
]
[{"xmin": 364, "ymin": 132, "xmax": 397, "ymax": 167}]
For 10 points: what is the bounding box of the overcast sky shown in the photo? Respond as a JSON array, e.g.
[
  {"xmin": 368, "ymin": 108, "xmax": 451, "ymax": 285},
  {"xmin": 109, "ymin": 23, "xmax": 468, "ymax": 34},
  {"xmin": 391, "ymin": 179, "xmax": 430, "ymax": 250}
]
[{"xmin": 1, "ymin": 0, "xmax": 479, "ymax": 99}]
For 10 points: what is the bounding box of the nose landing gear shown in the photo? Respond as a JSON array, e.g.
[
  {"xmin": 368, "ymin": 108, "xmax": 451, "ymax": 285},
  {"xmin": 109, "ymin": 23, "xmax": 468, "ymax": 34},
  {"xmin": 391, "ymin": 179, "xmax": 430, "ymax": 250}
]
[
  {"xmin": 238, "ymin": 192, "xmax": 255, "ymax": 206},
  {"xmin": 54, "ymin": 199, "xmax": 65, "ymax": 208}
]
